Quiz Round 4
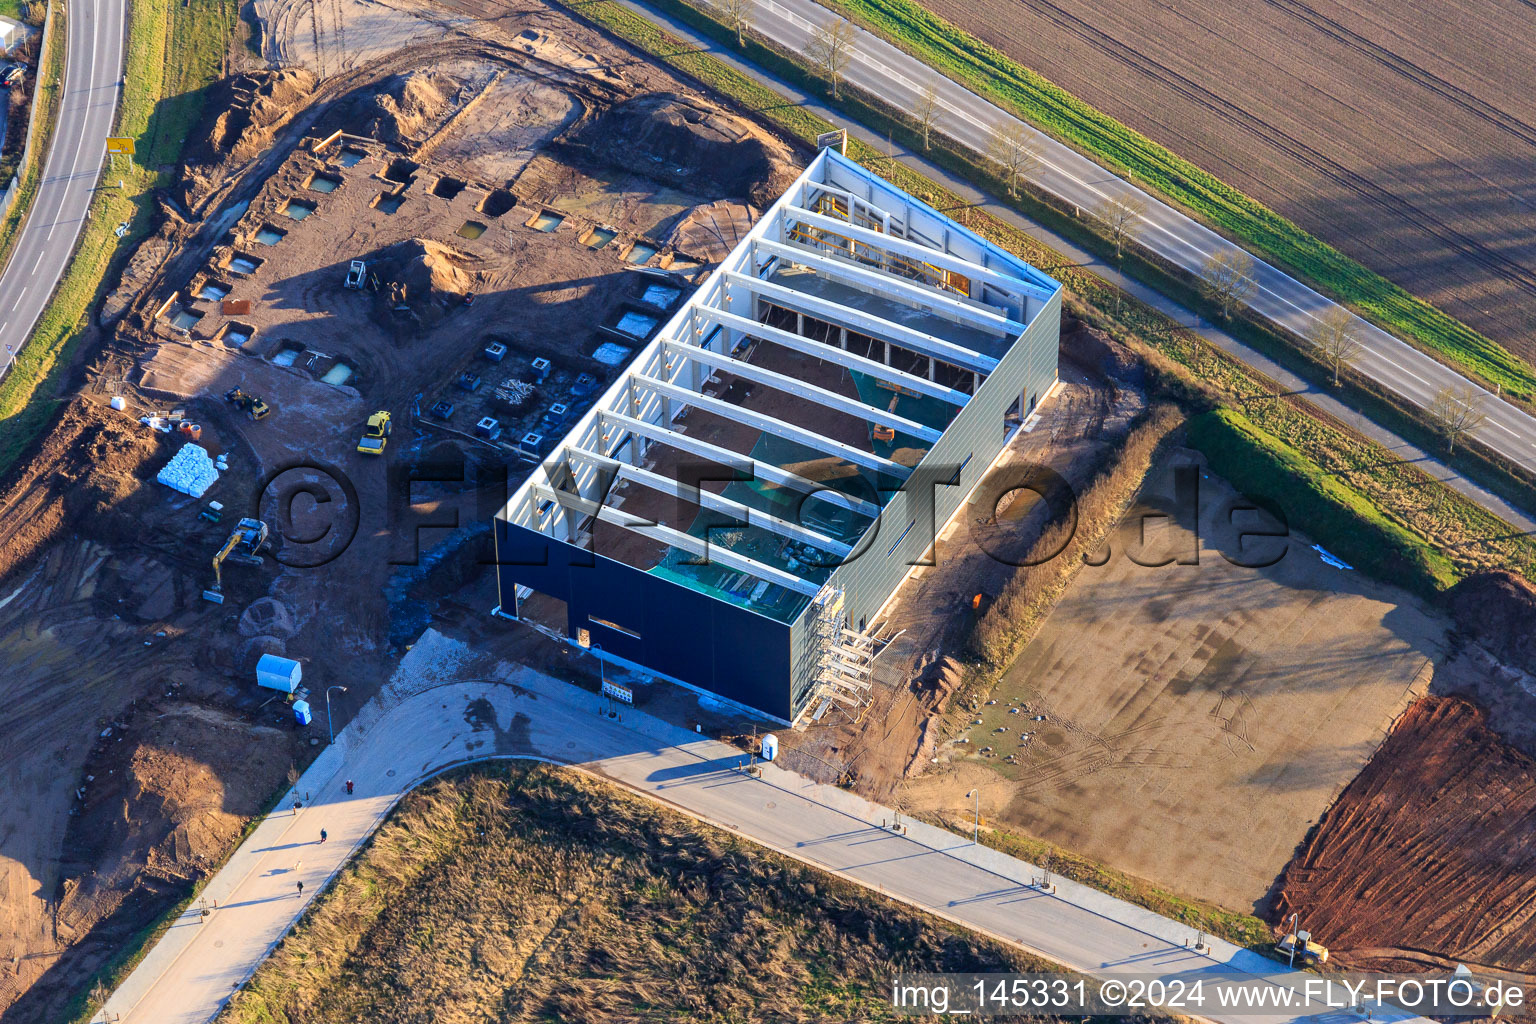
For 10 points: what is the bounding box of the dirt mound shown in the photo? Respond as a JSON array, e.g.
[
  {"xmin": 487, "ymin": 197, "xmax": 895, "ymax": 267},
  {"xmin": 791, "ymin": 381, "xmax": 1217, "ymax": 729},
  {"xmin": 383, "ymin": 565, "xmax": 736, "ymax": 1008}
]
[
  {"xmin": 365, "ymin": 71, "xmax": 462, "ymax": 147},
  {"xmin": 580, "ymin": 93, "xmax": 798, "ymax": 205},
  {"xmin": 1061, "ymin": 314, "xmax": 1142, "ymax": 383},
  {"xmin": 52, "ymin": 702, "xmax": 295, "ymax": 972},
  {"xmin": 0, "ymin": 401, "xmax": 163, "ymax": 585},
  {"xmin": 372, "ymin": 239, "xmax": 475, "ymax": 328},
  {"xmin": 668, "ymin": 200, "xmax": 756, "ymax": 263},
  {"xmin": 238, "ymin": 596, "xmax": 299, "ymax": 639},
  {"xmin": 1446, "ymin": 570, "xmax": 1536, "ymax": 669},
  {"xmin": 1271, "ymin": 696, "xmax": 1536, "ymax": 973},
  {"xmin": 179, "ymin": 69, "xmax": 317, "ymax": 210},
  {"xmin": 913, "ymin": 654, "xmax": 965, "ymax": 713}
]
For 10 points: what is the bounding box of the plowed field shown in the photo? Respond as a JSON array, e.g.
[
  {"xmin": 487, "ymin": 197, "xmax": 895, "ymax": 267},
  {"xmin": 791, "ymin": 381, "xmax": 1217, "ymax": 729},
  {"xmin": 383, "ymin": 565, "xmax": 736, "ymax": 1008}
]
[
  {"xmin": 1273, "ymin": 696, "xmax": 1536, "ymax": 973},
  {"xmin": 919, "ymin": 0, "xmax": 1536, "ymax": 360}
]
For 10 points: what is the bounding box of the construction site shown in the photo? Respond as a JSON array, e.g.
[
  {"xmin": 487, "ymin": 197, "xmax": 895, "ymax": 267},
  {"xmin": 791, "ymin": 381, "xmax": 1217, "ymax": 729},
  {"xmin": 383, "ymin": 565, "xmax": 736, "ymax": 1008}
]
[
  {"xmin": 496, "ymin": 146, "xmax": 1063, "ymax": 723},
  {"xmin": 6, "ymin": 0, "xmax": 1536, "ymax": 1016},
  {"xmin": 0, "ymin": 0, "xmax": 807, "ymax": 1016}
]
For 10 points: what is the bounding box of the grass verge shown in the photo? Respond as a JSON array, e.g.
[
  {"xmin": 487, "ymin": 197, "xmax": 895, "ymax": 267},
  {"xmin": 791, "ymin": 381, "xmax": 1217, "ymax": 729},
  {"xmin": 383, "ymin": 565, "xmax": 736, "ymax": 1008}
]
[
  {"xmin": 592, "ymin": 0, "xmax": 1536, "ymax": 526},
  {"xmin": 0, "ymin": 0, "xmax": 235, "ymax": 478},
  {"xmin": 818, "ymin": 0, "xmax": 1536, "ymax": 405},
  {"xmin": 1188, "ymin": 408, "xmax": 1458, "ymax": 597}
]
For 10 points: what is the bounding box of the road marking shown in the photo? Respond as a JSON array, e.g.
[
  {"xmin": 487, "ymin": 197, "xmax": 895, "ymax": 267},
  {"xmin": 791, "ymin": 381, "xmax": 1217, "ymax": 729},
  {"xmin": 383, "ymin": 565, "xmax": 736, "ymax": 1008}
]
[
  {"xmin": 11, "ymin": 286, "xmax": 27, "ymax": 310},
  {"xmin": 0, "ymin": 0, "xmax": 122, "ymax": 383}
]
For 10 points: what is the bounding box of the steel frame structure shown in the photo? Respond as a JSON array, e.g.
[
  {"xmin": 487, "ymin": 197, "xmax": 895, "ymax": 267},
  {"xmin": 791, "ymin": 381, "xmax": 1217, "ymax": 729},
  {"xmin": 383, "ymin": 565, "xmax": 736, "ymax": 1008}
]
[{"xmin": 495, "ymin": 146, "xmax": 1062, "ymax": 722}]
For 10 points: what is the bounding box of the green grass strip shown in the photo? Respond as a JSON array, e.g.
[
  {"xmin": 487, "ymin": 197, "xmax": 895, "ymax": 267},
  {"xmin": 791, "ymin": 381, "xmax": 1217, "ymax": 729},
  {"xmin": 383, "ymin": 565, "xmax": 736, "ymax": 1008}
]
[{"xmin": 1188, "ymin": 408, "xmax": 1458, "ymax": 596}]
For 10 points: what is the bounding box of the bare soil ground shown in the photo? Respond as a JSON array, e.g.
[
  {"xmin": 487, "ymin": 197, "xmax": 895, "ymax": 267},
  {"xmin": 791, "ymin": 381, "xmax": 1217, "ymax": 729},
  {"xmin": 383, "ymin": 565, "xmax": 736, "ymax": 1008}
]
[
  {"xmin": 219, "ymin": 762, "xmax": 1063, "ymax": 1024},
  {"xmin": 899, "ymin": 451, "xmax": 1445, "ymax": 914},
  {"xmin": 0, "ymin": 0, "xmax": 804, "ymax": 1016},
  {"xmin": 1272, "ymin": 696, "xmax": 1536, "ymax": 974},
  {"xmin": 919, "ymin": 0, "xmax": 1536, "ymax": 359}
]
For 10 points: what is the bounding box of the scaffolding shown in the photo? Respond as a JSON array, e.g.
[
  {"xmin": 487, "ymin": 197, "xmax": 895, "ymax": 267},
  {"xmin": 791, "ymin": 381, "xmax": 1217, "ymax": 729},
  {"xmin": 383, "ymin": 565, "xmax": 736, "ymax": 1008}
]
[{"xmin": 807, "ymin": 584, "xmax": 876, "ymax": 718}]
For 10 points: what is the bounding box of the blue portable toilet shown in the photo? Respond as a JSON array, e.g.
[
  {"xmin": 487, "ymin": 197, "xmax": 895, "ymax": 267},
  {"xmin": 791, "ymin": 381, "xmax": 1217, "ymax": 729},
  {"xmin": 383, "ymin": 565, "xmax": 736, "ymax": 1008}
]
[{"xmin": 293, "ymin": 700, "xmax": 313, "ymax": 726}]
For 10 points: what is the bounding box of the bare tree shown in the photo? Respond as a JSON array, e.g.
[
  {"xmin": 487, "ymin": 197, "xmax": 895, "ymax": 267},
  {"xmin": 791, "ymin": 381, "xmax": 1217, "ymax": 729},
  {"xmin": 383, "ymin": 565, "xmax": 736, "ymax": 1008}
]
[
  {"xmin": 913, "ymin": 79, "xmax": 942, "ymax": 152},
  {"xmin": 986, "ymin": 121, "xmax": 1041, "ymax": 198},
  {"xmin": 1091, "ymin": 192, "xmax": 1148, "ymax": 260},
  {"xmin": 1199, "ymin": 247, "xmax": 1257, "ymax": 320},
  {"xmin": 1309, "ymin": 306, "xmax": 1362, "ymax": 386},
  {"xmin": 714, "ymin": 0, "xmax": 754, "ymax": 48},
  {"xmin": 1430, "ymin": 384, "xmax": 1487, "ymax": 455},
  {"xmin": 807, "ymin": 17, "xmax": 856, "ymax": 99}
]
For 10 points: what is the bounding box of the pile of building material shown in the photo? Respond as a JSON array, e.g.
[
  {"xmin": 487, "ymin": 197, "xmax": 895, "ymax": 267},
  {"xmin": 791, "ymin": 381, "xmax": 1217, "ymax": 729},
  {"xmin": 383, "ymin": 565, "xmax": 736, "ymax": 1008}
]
[
  {"xmin": 493, "ymin": 378, "xmax": 536, "ymax": 409},
  {"xmin": 155, "ymin": 443, "xmax": 221, "ymax": 497}
]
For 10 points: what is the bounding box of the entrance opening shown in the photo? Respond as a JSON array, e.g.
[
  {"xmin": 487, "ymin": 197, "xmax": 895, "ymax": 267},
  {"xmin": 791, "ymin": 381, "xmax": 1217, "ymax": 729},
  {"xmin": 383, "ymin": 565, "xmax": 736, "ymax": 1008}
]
[{"xmin": 513, "ymin": 585, "xmax": 569, "ymax": 637}]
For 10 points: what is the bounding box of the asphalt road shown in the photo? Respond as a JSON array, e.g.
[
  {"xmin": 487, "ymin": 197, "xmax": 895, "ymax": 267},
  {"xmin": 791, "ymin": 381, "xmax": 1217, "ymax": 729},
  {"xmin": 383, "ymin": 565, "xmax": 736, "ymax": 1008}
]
[
  {"xmin": 737, "ymin": 0, "xmax": 1536, "ymax": 480},
  {"xmin": 99, "ymin": 640, "xmax": 1426, "ymax": 1024},
  {"xmin": 0, "ymin": 0, "xmax": 124, "ymax": 381}
]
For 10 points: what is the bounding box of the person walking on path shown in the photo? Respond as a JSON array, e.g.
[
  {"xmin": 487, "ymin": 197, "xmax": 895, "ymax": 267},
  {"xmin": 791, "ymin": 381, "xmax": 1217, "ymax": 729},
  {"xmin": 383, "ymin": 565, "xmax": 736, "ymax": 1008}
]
[
  {"xmin": 296, "ymin": 880, "xmax": 304, "ymax": 897},
  {"xmin": 320, "ymin": 829, "xmax": 328, "ymax": 844},
  {"xmin": 346, "ymin": 779, "xmax": 354, "ymax": 795}
]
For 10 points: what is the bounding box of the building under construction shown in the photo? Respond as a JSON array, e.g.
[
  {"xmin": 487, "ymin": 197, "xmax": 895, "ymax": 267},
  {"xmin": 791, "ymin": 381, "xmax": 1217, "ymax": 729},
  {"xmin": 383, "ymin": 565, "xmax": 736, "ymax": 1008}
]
[{"xmin": 494, "ymin": 146, "xmax": 1062, "ymax": 723}]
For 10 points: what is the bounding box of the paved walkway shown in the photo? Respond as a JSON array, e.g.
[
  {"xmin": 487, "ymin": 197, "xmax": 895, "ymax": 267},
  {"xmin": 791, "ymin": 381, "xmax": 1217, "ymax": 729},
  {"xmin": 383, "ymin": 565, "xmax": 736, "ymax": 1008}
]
[
  {"xmin": 103, "ymin": 631, "xmax": 1420, "ymax": 1024},
  {"xmin": 617, "ymin": 0, "xmax": 1535, "ymax": 535}
]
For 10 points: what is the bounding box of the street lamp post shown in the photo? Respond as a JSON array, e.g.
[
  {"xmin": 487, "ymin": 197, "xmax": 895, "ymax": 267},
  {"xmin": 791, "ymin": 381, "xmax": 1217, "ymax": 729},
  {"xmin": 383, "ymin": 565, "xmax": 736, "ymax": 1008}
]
[
  {"xmin": 592, "ymin": 643, "xmax": 607, "ymax": 690},
  {"xmin": 592, "ymin": 643, "xmax": 613, "ymax": 716},
  {"xmin": 967, "ymin": 788, "xmax": 980, "ymax": 845},
  {"xmin": 1287, "ymin": 911, "xmax": 1299, "ymax": 967},
  {"xmin": 326, "ymin": 685, "xmax": 348, "ymax": 744}
]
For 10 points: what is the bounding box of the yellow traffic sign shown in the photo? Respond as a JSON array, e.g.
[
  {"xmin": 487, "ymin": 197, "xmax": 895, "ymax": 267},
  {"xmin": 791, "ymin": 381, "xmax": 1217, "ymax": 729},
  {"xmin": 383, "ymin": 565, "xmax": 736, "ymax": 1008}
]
[{"xmin": 105, "ymin": 137, "xmax": 135, "ymax": 155}]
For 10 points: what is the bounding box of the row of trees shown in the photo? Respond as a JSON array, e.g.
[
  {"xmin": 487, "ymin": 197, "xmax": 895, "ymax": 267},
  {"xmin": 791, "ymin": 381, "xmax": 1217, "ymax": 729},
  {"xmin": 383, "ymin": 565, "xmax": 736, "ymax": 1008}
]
[{"xmin": 715, "ymin": 3, "xmax": 1492, "ymax": 455}]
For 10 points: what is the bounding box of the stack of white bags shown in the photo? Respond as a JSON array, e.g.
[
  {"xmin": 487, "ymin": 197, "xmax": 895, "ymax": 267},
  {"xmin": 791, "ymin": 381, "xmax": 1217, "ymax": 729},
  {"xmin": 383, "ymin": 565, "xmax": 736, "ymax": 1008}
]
[{"xmin": 155, "ymin": 443, "xmax": 221, "ymax": 498}]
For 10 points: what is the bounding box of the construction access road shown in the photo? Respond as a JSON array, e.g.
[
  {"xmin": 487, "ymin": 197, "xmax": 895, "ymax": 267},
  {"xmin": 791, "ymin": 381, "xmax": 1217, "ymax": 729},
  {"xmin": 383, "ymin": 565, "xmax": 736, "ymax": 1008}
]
[
  {"xmin": 100, "ymin": 630, "xmax": 1426, "ymax": 1024},
  {"xmin": 0, "ymin": 0, "xmax": 125, "ymax": 382},
  {"xmin": 723, "ymin": 0, "xmax": 1536, "ymax": 482}
]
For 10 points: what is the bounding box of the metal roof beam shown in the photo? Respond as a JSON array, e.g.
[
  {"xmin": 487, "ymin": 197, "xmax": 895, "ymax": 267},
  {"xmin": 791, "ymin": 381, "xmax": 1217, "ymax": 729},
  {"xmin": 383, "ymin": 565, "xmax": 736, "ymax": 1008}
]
[
  {"xmin": 631, "ymin": 373, "xmax": 911, "ymax": 479},
  {"xmin": 530, "ymin": 482, "xmax": 820, "ymax": 597},
  {"xmin": 597, "ymin": 410, "xmax": 882, "ymax": 519},
  {"xmin": 566, "ymin": 447, "xmax": 854, "ymax": 558},
  {"xmin": 693, "ymin": 307, "xmax": 968, "ymax": 406},
  {"xmin": 752, "ymin": 238, "xmax": 1026, "ymax": 337},
  {"xmin": 721, "ymin": 271, "xmax": 998, "ymax": 375},
  {"xmin": 660, "ymin": 340, "xmax": 943, "ymax": 444},
  {"xmin": 779, "ymin": 204, "xmax": 1058, "ymax": 302}
]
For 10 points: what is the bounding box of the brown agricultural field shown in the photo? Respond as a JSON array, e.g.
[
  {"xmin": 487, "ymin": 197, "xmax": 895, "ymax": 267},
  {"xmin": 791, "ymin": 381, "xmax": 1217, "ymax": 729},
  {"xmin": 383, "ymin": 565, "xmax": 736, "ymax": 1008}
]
[{"xmin": 919, "ymin": 0, "xmax": 1536, "ymax": 360}]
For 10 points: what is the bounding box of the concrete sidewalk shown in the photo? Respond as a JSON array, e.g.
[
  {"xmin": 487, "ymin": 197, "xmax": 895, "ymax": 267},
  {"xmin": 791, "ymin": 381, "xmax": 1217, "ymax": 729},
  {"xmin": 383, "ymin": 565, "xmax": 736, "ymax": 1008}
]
[{"xmin": 102, "ymin": 630, "xmax": 1419, "ymax": 1024}]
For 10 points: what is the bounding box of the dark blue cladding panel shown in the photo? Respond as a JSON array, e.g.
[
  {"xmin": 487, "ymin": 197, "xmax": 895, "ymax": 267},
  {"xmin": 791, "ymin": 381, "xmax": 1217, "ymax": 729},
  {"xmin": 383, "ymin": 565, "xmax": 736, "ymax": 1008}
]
[{"xmin": 495, "ymin": 517, "xmax": 793, "ymax": 720}]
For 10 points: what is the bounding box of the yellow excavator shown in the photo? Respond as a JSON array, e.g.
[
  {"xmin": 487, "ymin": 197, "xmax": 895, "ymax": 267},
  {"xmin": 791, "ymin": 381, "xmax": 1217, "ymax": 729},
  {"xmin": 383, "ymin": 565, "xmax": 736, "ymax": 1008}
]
[{"xmin": 203, "ymin": 518, "xmax": 269, "ymax": 604}]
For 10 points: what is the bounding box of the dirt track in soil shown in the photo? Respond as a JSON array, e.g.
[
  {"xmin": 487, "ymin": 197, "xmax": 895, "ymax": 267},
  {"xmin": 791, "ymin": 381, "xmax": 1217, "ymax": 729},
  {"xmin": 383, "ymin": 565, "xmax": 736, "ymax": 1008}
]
[
  {"xmin": 1272, "ymin": 695, "xmax": 1536, "ymax": 974},
  {"xmin": 918, "ymin": 0, "xmax": 1536, "ymax": 360}
]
